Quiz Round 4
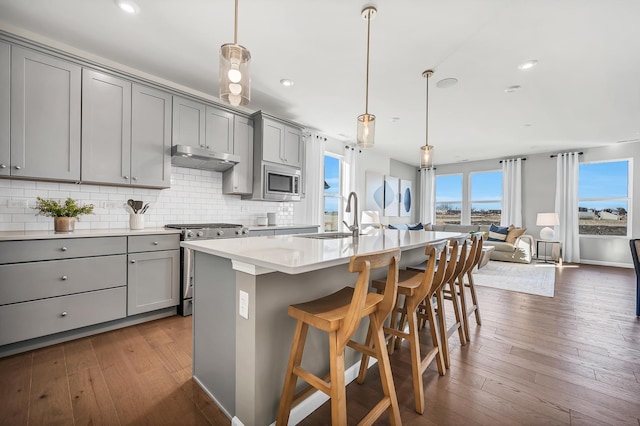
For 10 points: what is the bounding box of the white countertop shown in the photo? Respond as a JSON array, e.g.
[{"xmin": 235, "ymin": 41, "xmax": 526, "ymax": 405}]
[
  {"xmin": 245, "ymin": 224, "xmax": 319, "ymax": 231},
  {"xmin": 0, "ymin": 227, "xmax": 181, "ymax": 241},
  {"xmin": 182, "ymin": 229, "xmax": 463, "ymax": 275}
]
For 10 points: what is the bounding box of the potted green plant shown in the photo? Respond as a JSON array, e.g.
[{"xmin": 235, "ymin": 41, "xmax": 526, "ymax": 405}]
[{"xmin": 35, "ymin": 197, "xmax": 95, "ymax": 233}]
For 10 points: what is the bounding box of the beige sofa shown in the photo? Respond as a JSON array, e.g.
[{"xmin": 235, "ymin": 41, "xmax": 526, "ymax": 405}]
[{"xmin": 428, "ymin": 224, "xmax": 535, "ymax": 264}]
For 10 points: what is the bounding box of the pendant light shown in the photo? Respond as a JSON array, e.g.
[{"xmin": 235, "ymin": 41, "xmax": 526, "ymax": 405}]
[
  {"xmin": 219, "ymin": 0, "xmax": 251, "ymax": 107},
  {"xmin": 420, "ymin": 69, "xmax": 434, "ymax": 168},
  {"xmin": 357, "ymin": 6, "xmax": 377, "ymax": 148}
]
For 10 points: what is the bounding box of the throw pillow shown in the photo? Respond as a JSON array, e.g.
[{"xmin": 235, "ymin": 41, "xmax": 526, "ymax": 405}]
[
  {"xmin": 505, "ymin": 227, "xmax": 526, "ymax": 244},
  {"xmin": 487, "ymin": 224, "xmax": 509, "ymax": 241},
  {"xmin": 408, "ymin": 222, "xmax": 424, "ymax": 230}
]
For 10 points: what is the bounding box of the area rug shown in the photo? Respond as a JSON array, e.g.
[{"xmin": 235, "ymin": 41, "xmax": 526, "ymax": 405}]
[{"xmin": 473, "ymin": 260, "xmax": 555, "ymax": 297}]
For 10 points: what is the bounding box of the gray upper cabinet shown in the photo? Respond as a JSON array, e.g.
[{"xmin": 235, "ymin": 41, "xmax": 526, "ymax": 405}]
[
  {"xmin": 10, "ymin": 46, "xmax": 81, "ymax": 181},
  {"xmin": 0, "ymin": 42, "xmax": 9, "ymax": 177},
  {"xmin": 255, "ymin": 113, "xmax": 303, "ymax": 168},
  {"xmin": 131, "ymin": 84, "xmax": 171, "ymax": 188},
  {"xmin": 223, "ymin": 115, "xmax": 253, "ymax": 194},
  {"xmin": 81, "ymin": 69, "xmax": 132, "ymax": 185},
  {"xmin": 205, "ymin": 106, "xmax": 234, "ymax": 154},
  {"xmin": 172, "ymin": 96, "xmax": 206, "ymax": 149}
]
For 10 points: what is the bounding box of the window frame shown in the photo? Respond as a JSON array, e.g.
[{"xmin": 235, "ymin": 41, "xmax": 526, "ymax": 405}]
[
  {"xmin": 435, "ymin": 173, "xmax": 463, "ymax": 225},
  {"xmin": 578, "ymin": 158, "xmax": 632, "ymax": 239},
  {"xmin": 469, "ymin": 169, "xmax": 503, "ymax": 225},
  {"xmin": 323, "ymin": 152, "xmax": 343, "ymax": 232}
]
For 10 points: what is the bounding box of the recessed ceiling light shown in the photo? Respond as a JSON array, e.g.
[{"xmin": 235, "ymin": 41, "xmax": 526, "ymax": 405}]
[
  {"xmin": 518, "ymin": 60, "xmax": 538, "ymax": 70},
  {"xmin": 436, "ymin": 78, "xmax": 458, "ymax": 89},
  {"xmin": 524, "ymin": 123, "xmax": 532, "ymax": 127},
  {"xmin": 280, "ymin": 79, "xmax": 294, "ymax": 87},
  {"xmin": 114, "ymin": 0, "xmax": 140, "ymax": 15},
  {"xmin": 504, "ymin": 85, "xmax": 521, "ymax": 93},
  {"xmin": 390, "ymin": 117, "xmax": 400, "ymax": 123}
]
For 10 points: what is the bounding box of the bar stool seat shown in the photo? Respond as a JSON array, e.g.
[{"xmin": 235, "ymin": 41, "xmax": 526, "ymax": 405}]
[{"xmin": 277, "ymin": 248, "xmax": 402, "ymax": 426}]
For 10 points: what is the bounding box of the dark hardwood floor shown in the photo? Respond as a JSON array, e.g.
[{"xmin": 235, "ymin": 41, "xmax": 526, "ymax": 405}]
[{"xmin": 1, "ymin": 263, "xmax": 639, "ymax": 425}]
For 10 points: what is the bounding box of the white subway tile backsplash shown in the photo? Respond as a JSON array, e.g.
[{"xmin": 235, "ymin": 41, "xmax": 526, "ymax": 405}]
[{"xmin": 0, "ymin": 166, "xmax": 294, "ymax": 230}]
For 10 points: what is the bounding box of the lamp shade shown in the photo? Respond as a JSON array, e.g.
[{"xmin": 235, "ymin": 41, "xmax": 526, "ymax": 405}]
[
  {"xmin": 361, "ymin": 210, "xmax": 380, "ymax": 226},
  {"xmin": 219, "ymin": 43, "xmax": 251, "ymax": 106},
  {"xmin": 420, "ymin": 145, "xmax": 434, "ymax": 169},
  {"xmin": 536, "ymin": 212, "xmax": 559, "ymax": 240},
  {"xmin": 536, "ymin": 213, "xmax": 559, "ymax": 226}
]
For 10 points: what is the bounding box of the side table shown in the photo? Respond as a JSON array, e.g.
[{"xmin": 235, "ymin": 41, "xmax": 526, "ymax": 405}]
[{"xmin": 536, "ymin": 240, "xmax": 562, "ymax": 264}]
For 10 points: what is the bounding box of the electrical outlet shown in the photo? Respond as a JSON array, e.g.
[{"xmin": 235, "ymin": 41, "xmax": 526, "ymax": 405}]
[
  {"xmin": 103, "ymin": 201, "xmax": 119, "ymax": 209},
  {"xmin": 239, "ymin": 290, "xmax": 249, "ymax": 319},
  {"xmin": 8, "ymin": 199, "xmax": 28, "ymax": 208}
]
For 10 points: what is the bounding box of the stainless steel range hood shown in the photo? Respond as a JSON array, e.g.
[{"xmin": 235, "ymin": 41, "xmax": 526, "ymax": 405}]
[{"xmin": 171, "ymin": 145, "xmax": 240, "ymax": 172}]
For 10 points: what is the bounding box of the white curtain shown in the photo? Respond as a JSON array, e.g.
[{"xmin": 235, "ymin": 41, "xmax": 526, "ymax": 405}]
[
  {"xmin": 419, "ymin": 167, "xmax": 436, "ymax": 225},
  {"xmin": 501, "ymin": 158, "xmax": 523, "ymax": 227},
  {"xmin": 293, "ymin": 133, "xmax": 325, "ymax": 227},
  {"xmin": 342, "ymin": 145, "xmax": 359, "ymax": 230},
  {"xmin": 555, "ymin": 152, "xmax": 581, "ymax": 263}
]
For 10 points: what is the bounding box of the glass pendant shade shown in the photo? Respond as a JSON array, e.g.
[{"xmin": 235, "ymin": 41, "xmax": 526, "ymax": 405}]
[
  {"xmin": 357, "ymin": 113, "xmax": 376, "ymax": 148},
  {"xmin": 420, "ymin": 145, "xmax": 434, "ymax": 169},
  {"xmin": 219, "ymin": 43, "xmax": 251, "ymax": 106}
]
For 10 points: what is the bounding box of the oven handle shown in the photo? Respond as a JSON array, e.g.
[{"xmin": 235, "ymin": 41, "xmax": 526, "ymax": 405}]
[{"xmin": 184, "ymin": 247, "xmax": 192, "ymax": 299}]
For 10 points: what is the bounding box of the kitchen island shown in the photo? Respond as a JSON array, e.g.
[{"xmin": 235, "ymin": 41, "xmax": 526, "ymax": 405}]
[{"xmin": 182, "ymin": 229, "xmax": 463, "ymax": 426}]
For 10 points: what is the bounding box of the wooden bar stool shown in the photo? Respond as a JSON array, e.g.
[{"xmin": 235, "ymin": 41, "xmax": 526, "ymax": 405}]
[
  {"xmin": 276, "ymin": 248, "xmax": 402, "ymax": 426},
  {"xmin": 362, "ymin": 241, "xmax": 455, "ymax": 414},
  {"xmin": 461, "ymin": 234, "xmax": 483, "ymax": 339}
]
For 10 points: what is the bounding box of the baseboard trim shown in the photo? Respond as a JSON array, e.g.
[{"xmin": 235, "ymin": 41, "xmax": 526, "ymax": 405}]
[
  {"xmin": 579, "ymin": 259, "xmax": 633, "ymax": 269},
  {"xmin": 192, "ymin": 375, "xmax": 234, "ymax": 421}
]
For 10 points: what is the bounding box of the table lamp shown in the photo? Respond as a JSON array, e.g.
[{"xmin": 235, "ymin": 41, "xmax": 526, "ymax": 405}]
[{"xmin": 536, "ymin": 212, "xmax": 559, "ymax": 240}]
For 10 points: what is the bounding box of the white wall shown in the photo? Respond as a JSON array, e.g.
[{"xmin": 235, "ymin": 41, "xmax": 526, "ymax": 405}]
[
  {"xmin": 429, "ymin": 142, "xmax": 640, "ymax": 267},
  {"xmin": 0, "ymin": 166, "xmax": 293, "ymax": 231}
]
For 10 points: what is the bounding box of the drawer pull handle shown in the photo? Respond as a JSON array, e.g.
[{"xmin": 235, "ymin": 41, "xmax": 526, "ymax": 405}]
[
  {"xmin": 61, "ymin": 311, "xmax": 68, "ymax": 317},
  {"xmin": 61, "ymin": 247, "xmax": 68, "ymax": 251},
  {"xmin": 61, "ymin": 275, "xmax": 68, "ymax": 280},
  {"xmin": 153, "ymin": 241, "xmax": 159, "ymax": 245},
  {"xmin": 131, "ymin": 259, "xmax": 136, "ymax": 264}
]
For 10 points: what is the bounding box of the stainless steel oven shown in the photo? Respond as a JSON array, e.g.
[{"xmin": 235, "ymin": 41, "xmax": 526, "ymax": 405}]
[{"xmin": 165, "ymin": 223, "xmax": 249, "ymax": 316}]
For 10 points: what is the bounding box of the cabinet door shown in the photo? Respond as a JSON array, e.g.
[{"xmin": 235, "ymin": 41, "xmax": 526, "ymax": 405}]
[
  {"xmin": 172, "ymin": 96, "xmax": 205, "ymax": 148},
  {"xmin": 81, "ymin": 69, "xmax": 132, "ymax": 185},
  {"xmin": 262, "ymin": 117, "xmax": 284, "ymax": 164},
  {"xmin": 223, "ymin": 115, "xmax": 253, "ymax": 194},
  {"xmin": 0, "ymin": 42, "xmax": 9, "ymax": 176},
  {"xmin": 205, "ymin": 106, "xmax": 234, "ymax": 153},
  {"xmin": 11, "ymin": 46, "xmax": 81, "ymax": 180},
  {"xmin": 131, "ymin": 84, "xmax": 171, "ymax": 188},
  {"xmin": 283, "ymin": 126, "xmax": 303, "ymax": 167},
  {"xmin": 127, "ymin": 250, "xmax": 179, "ymax": 315}
]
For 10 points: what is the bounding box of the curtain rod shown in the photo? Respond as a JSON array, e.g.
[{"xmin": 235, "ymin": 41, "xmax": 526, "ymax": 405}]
[
  {"xmin": 499, "ymin": 157, "xmax": 527, "ymax": 163},
  {"xmin": 550, "ymin": 151, "xmax": 583, "ymax": 158},
  {"xmin": 418, "ymin": 167, "xmax": 437, "ymax": 171}
]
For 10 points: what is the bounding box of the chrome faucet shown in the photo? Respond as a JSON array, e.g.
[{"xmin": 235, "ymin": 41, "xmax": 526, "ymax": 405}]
[{"xmin": 342, "ymin": 191, "xmax": 359, "ymax": 237}]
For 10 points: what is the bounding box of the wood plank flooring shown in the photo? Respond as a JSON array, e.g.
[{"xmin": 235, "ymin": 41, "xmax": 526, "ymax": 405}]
[{"xmin": 1, "ymin": 263, "xmax": 639, "ymax": 425}]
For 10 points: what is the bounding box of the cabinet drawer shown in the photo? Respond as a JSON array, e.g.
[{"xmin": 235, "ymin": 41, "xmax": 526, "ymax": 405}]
[
  {"xmin": 0, "ymin": 255, "xmax": 126, "ymax": 305},
  {"xmin": 0, "ymin": 286, "xmax": 126, "ymax": 346},
  {"xmin": 0, "ymin": 237, "xmax": 127, "ymax": 264},
  {"xmin": 128, "ymin": 234, "xmax": 179, "ymax": 253}
]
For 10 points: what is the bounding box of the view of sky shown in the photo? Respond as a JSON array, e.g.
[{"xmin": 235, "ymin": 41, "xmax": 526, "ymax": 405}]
[{"xmin": 324, "ymin": 155, "xmax": 340, "ymax": 213}]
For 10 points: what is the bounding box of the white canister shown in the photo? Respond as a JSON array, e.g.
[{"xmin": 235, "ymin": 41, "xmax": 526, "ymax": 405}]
[
  {"xmin": 256, "ymin": 216, "xmax": 268, "ymax": 226},
  {"xmin": 267, "ymin": 212, "xmax": 277, "ymax": 226},
  {"xmin": 130, "ymin": 214, "xmax": 145, "ymax": 230}
]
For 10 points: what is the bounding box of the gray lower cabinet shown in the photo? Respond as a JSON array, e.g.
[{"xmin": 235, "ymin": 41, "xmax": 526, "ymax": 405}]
[
  {"xmin": 127, "ymin": 234, "xmax": 180, "ymax": 315},
  {"xmin": 0, "ymin": 41, "xmax": 9, "ymax": 176},
  {"xmin": 10, "ymin": 46, "xmax": 81, "ymax": 181},
  {"xmin": 0, "ymin": 236, "xmax": 128, "ymax": 346},
  {"xmin": 223, "ymin": 115, "xmax": 254, "ymax": 194},
  {"xmin": 248, "ymin": 227, "xmax": 318, "ymax": 237}
]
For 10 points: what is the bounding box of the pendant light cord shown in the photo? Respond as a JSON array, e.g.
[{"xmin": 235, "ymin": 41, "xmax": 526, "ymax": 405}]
[
  {"xmin": 425, "ymin": 74, "xmax": 429, "ymax": 147},
  {"xmin": 234, "ymin": 0, "xmax": 239, "ymax": 45},
  {"xmin": 365, "ymin": 11, "xmax": 371, "ymax": 114}
]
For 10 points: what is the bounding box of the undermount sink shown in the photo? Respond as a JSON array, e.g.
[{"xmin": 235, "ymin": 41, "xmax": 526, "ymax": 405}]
[{"xmin": 296, "ymin": 232, "xmax": 355, "ymax": 239}]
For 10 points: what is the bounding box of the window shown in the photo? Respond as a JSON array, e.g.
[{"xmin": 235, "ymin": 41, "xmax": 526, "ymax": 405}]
[
  {"xmin": 435, "ymin": 174, "xmax": 462, "ymax": 224},
  {"xmin": 578, "ymin": 160, "xmax": 630, "ymax": 236},
  {"xmin": 323, "ymin": 153, "xmax": 342, "ymax": 232},
  {"xmin": 470, "ymin": 171, "xmax": 502, "ymax": 225}
]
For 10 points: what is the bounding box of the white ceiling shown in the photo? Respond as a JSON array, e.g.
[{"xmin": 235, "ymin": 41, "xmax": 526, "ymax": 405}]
[{"xmin": 1, "ymin": 0, "xmax": 639, "ymax": 166}]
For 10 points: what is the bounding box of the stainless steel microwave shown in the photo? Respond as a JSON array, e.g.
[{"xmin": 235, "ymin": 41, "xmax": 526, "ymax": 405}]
[{"xmin": 263, "ymin": 164, "xmax": 301, "ymax": 201}]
